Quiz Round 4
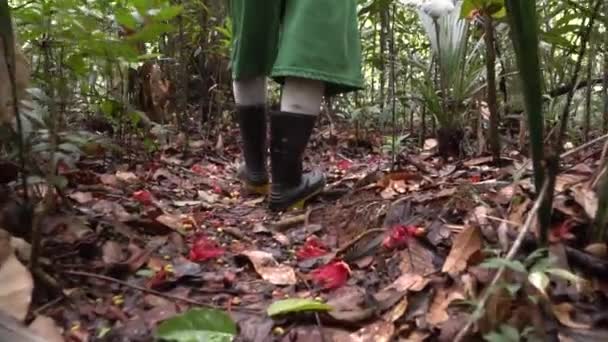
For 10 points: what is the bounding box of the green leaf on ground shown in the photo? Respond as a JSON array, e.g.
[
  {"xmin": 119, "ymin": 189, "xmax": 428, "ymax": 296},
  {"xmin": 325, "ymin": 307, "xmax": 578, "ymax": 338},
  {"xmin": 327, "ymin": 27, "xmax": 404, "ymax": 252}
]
[
  {"xmin": 267, "ymin": 298, "xmax": 333, "ymax": 317},
  {"xmin": 155, "ymin": 308, "xmax": 236, "ymax": 342}
]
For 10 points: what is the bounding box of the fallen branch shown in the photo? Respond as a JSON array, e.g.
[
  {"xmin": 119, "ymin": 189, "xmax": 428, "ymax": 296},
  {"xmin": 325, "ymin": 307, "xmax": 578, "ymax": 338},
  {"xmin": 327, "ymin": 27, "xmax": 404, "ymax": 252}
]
[
  {"xmin": 63, "ymin": 270, "xmax": 261, "ymax": 313},
  {"xmin": 272, "ymin": 209, "xmax": 310, "ymax": 231},
  {"xmin": 454, "ymin": 181, "xmax": 550, "ymax": 342}
]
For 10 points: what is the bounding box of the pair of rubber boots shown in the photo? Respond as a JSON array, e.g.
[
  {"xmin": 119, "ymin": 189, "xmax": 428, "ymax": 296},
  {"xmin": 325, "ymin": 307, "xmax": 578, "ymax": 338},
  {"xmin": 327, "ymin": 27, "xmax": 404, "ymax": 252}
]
[{"xmin": 236, "ymin": 105, "xmax": 325, "ymax": 211}]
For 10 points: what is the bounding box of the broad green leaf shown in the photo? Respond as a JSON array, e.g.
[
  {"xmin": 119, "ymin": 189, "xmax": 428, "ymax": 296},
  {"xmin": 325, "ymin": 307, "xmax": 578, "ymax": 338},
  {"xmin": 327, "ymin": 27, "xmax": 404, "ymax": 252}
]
[
  {"xmin": 155, "ymin": 308, "xmax": 237, "ymax": 342},
  {"xmin": 115, "ymin": 8, "xmax": 138, "ymax": 30},
  {"xmin": 150, "ymin": 5, "xmax": 183, "ymax": 21},
  {"xmin": 528, "ymin": 271, "xmax": 549, "ymax": 294},
  {"xmin": 267, "ymin": 298, "xmax": 333, "ymax": 317},
  {"xmin": 545, "ymin": 268, "xmax": 585, "ymax": 284},
  {"xmin": 480, "ymin": 258, "xmax": 527, "ymax": 273}
]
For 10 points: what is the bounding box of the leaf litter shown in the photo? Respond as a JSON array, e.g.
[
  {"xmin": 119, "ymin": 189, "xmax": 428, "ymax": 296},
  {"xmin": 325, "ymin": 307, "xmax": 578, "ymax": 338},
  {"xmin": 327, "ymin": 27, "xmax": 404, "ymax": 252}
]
[{"xmin": 7, "ymin": 122, "xmax": 608, "ymax": 341}]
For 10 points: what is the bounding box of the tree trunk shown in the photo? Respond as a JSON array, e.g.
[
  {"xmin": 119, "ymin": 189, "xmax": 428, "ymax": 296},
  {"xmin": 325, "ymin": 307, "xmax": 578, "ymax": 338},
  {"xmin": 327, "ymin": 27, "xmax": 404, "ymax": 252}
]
[
  {"xmin": 584, "ymin": 45, "xmax": 594, "ymax": 141},
  {"xmin": 603, "ymin": 39, "xmax": 608, "ymax": 133},
  {"xmin": 484, "ymin": 16, "xmax": 501, "ymax": 162}
]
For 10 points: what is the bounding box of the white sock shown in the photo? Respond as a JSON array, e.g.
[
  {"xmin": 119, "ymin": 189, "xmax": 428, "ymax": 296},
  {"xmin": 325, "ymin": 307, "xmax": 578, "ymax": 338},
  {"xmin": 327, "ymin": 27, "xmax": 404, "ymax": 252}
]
[
  {"xmin": 233, "ymin": 76, "xmax": 267, "ymax": 106},
  {"xmin": 280, "ymin": 77, "xmax": 325, "ymax": 115}
]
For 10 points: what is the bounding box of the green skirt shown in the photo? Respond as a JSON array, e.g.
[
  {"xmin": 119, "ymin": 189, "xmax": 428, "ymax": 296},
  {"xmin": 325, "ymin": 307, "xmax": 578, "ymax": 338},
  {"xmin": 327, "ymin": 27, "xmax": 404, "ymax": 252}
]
[{"xmin": 230, "ymin": 0, "xmax": 364, "ymax": 96}]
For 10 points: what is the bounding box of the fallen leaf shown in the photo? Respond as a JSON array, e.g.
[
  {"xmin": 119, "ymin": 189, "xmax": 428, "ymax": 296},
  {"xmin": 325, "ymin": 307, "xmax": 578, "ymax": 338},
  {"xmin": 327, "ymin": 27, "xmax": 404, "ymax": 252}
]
[
  {"xmin": 424, "ymin": 139, "xmax": 438, "ymax": 151},
  {"xmin": 464, "ymin": 156, "xmax": 494, "ymax": 167},
  {"xmin": 156, "ymin": 214, "xmax": 185, "ymax": 231},
  {"xmin": 189, "ymin": 236, "xmax": 224, "ymax": 262},
  {"xmin": 383, "ymin": 298, "xmax": 408, "ymax": 323},
  {"xmin": 442, "ymin": 226, "xmax": 482, "ymax": 276},
  {"xmin": 571, "ymin": 184, "xmax": 598, "ymax": 219},
  {"xmin": 267, "ymin": 298, "xmax": 333, "ymax": 317},
  {"xmin": 155, "ymin": 308, "xmax": 237, "ymax": 342},
  {"xmin": 116, "ymin": 171, "xmax": 138, "ymax": 182},
  {"xmin": 311, "ymin": 261, "xmax": 351, "ymax": 290},
  {"xmin": 102, "ymin": 241, "xmax": 125, "ymax": 264},
  {"xmin": 28, "ymin": 315, "xmax": 64, "ymax": 342},
  {"xmin": 92, "ymin": 200, "xmax": 132, "ymax": 221},
  {"xmin": 99, "ymin": 174, "xmax": 119, "ymax": 186},
  {"xmin": 403, "ymin": 330, "xmax": 431, "ymax": 342},
  {"xmin": 68, "ymin": 191, "xmax": 93, "ymax": 204},
  {"xmin": 296, "ymin": 236, "xmax": 328, "ymax": 260},
  {"xmin": 347, "ymin": 320, "xmax": 395, "ymax": 342},
  {"xmin": 552, "ymin": 303, "xmax": 591, "ymax": 329},
  {"xmin": 0, "ymin": 252, "xmax": 34, "ymax": 321},
  {"xmin": 241, "ymin": 250, "xmax": 297, "ymax": 285},
  {"xmin": 584, "ymin": 243, "xmax": 607, "ymax": 258},
  {"xmin": 426, "ymin": 287, "xmax": 465, "ymax": 326}
]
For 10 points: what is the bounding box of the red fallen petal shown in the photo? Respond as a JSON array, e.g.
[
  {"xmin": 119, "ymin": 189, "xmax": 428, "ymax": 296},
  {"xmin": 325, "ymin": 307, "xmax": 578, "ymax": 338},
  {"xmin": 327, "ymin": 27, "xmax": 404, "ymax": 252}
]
[
  {"xmin": 337, "ymin": 159, "xmax": 353, "ymax": 171},
  {"xmin": 470, "ymin": 175, "xmax": 481, "ymax": 183},
  {"xmin": 191, "ymin": 164, "xmax": 207, "ymax": 176},
  {"xmin": 382, "ymin": 225, "xmax": 423, "ymax": 250},
  {"xmin": 133, "ymin": 190, "xmax": 154, "ymax": 205},
  {"xmin": 189, "ymin": 236, "xmax": 224, "ymax": 261},
  {"xmin": 146, "ymin": 269, "xmax": 168, "ymax": 289},
  {"xmin": 296, "ymin": 236, "xmax": 328, "ymax": 260},
  {"xmin": 212, "ymin": 184, "xmax": 223, "ymax": 194},
  {"xmin": 549, "ymin": 221, "xmax": 575, "ymax": 243},
  {"xmin": 311, "ymin": 261, "xmax": 351, "ymax": 290}
]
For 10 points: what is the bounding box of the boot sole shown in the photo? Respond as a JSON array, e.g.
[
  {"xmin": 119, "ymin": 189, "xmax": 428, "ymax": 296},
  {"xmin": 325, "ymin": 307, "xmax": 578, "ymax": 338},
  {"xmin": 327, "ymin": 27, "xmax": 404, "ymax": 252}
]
[
  {"xmin": 270, "ymin": 185, "xmax": 324, "ymax": 212},
  {"xmin": 243, "ymin": 183, "xmax": 270, "ymax": 196}
]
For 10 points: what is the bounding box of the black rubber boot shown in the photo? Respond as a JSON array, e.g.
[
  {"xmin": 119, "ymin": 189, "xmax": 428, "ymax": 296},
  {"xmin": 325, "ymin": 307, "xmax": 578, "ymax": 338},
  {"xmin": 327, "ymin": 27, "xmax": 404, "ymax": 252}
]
[
  {"xmin": 269, "ymin": 111, "xmax": 326, "ymax": 211},
  {"xmin": 235, "ymin": 105, "xmax": 269, "ymax": 195}
]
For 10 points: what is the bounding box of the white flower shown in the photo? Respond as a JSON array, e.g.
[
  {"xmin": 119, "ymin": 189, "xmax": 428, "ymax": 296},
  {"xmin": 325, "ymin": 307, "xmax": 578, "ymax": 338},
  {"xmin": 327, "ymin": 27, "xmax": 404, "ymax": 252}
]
[{"xmin": 419, "ymin": 0, "xmax": 455, "ymax": 18}]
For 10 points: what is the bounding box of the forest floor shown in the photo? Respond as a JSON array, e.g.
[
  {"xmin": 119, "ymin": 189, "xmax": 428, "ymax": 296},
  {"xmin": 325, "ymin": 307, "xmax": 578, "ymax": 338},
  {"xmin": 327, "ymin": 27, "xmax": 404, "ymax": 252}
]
[{"xmin": 8, "ymin": 118, "xmax": 608, "ymax": 341}]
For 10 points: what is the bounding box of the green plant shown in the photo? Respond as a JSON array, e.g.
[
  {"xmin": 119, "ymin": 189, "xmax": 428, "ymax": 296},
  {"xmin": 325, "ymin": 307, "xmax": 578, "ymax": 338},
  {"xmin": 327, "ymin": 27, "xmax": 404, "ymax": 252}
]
[{"xmin": 414, "ymin": 1, "xmax": 485, "ymax": 157}]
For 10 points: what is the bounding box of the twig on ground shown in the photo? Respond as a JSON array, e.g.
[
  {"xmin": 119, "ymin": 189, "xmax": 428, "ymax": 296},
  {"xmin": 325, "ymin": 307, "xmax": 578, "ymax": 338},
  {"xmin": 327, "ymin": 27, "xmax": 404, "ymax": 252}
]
[
  {"xmin": 454, "ymin": 181, "xmax": 550, "ymax": 342},
  {"xmin": 63, "ymin": 270, "xmax": 261, "ymax": 313},
  {"xmin": 272, "ymin": 209, "xmax": 311, "ymax": 231}
]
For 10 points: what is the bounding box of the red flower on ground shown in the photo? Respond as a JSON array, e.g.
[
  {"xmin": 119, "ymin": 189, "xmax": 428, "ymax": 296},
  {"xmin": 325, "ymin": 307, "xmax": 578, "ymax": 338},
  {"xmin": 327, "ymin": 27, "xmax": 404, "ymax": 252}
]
[
  {"xmin": 189, "ymin": 236, "xmax": 224, "ymax": 261},
  {"xmin": 191, "ymin": 164, "xmax": 207, "ymax": 176},
  {"xmin": 311, "ymin": 261, "xmax": 351, "ymax": 290},
  {"xmin": 133, "ymin": 190, "xmax": 154, "ymax": 205},
  {"xmin": 382, "ymin": 225, "xmax": 425, "ymax": 250},
  {"xmin": 146, "ymin": 269, "xmax": 168, "ymax": 289},
  {"xmin": 549, "ymin": 220, "xmax": 575, "ymax": 243},
  {"xmin": 296, "ymin": 236, "xmax": 328, "ymax": 260},
  {"xmin": 336, "ymin": 159, "xmax": 353, "ymax": 171}
]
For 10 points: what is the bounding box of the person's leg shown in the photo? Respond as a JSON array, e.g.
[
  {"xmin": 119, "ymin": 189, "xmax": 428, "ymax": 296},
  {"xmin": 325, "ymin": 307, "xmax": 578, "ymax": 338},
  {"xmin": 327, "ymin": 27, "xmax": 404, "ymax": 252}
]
[
  {"xmin": 230, "ymin": 0, "xmax": 281, "ymax": 194},
  {"xmin": 233, "ymin": 77, "xmax": 268, "ymax": 193},
  {"xmin": 269, "ymin": 77, "xmax": 326, "ymax": 211},
  {"xmin": 267, "ymin": 0, "xmax": 364, "ymax": 211}
]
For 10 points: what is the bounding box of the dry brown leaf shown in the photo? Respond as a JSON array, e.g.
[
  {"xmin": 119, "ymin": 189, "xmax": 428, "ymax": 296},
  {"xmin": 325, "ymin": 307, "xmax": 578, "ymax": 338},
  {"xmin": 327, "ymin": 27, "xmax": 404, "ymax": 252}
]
[
  {"xmin": 584, "ymin": 243, "xmax": 607, "ymax": 258},
  {"xmin": 116, "ymin": 171, "xmax": 138, "ymax": 182},
  {"xmin": 29, "ymin": 315, "xmax": 64, "ymax": 342},
  {"xmin": 0, "ymin": 252, "xmax": 33, "ymax": 321},
  {"xmin": 552, "ymin": 303, "xmax": 591, "ymax": 329},
  {"xmin": 92, "ymin": 200, "xmax": 131, "ymax": 222},
  {"xmin": 241, "ymin": 250, "xmax": 296, "ymax": 285},
  {"xmin": 424, "ymin": 139, "xmax": 438, "ymax": 151},
  {"xmin": 102, "ymin": 241, "xmax": 125, "ymax": 264},
  {"xmin": 555, "ymin": 174, "xmax": 587, "ymax": 193},
  {"xmin": 383, "ymin": 298, "xmax": 408, "ymax": 323},
  {"xmin": 384, "ymin": 273, "xmax": 429, "ymax": 293},
  {"xmin": 68, "ymin": 191, "xmax": 93, "ymax": 204},
  {"xmin": 399, "ymin": 239, "xmax": 438, "ymax": 275},
  {"xmin": 571, "ymin": 184, "xmax": 598, "ymax": 219},
  {"xmin": 464, "ymin": 156, "xmax": 494, "ymax": 167},
  {"xmin": 155, "ymin": 214, "xmax": 184, "ymax": 231},
  {"xmin": 99, "ymin": 174, "xmax": 119, "ymax": 186},
  {"xmin": 442, "ymin": 226, "xmax": 482, "ymax": 276},
  {"xmin": 348, "ymin": 320, "xmax": 395, "ymax": 342},
  {"xmin": 402, "ymin": 330, "xmax": 431, "ymax": 342},
  {"xmin": 426, "ymin": 287, "xmax": 465, "ymax": 326}
]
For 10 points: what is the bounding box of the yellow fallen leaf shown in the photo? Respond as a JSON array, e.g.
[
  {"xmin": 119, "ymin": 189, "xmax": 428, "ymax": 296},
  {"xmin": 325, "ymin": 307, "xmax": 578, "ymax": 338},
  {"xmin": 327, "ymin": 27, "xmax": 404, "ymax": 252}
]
[{"xmin": 442, "ymin": 226, "xmax": 482, "ymax": 276}]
